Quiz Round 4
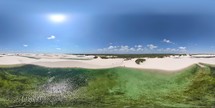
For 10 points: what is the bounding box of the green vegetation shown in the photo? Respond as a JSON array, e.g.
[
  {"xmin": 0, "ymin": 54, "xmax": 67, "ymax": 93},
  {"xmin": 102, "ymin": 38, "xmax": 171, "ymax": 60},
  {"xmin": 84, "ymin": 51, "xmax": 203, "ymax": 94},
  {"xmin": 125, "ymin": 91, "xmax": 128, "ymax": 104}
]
[
  {"xmin": 0, "ymin": 64, "xmax": 214, "ymax": 107},
  {"xmin": 100, "ymin": 56, "xmax": 109, "ymax": 59},
  {"xmin": 135, "ymin": 58, "xmax": 146, "ymax": 64},
  {"xmin": 93, "ymin": 56, "xmax": 98, "ymax": 59}
]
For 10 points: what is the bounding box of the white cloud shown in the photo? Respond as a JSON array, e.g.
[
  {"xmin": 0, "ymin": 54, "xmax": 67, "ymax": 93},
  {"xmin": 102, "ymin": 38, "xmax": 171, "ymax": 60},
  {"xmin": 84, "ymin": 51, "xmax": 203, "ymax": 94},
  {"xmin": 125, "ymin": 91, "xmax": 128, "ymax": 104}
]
[
  {"xmin": 98, "ymin": 45, "xmax": 147, "ymax": 53},
  {"xmin": 137, "ymin": 47, "xmax": 143, "ymax": 51},
  {"xmin": 157, "ymin": 47, "xmax": 188, "ymax": 53},
  {"xmin": 23, "ymin": 44, "xmax": 28, "ymax": 47},
  {"xmin": 120, "ymin": 45, "xmax": 129, "ymax": 50},
  {"xmin": 163, "ymin": 39, "xmax": 174, "ymax": 44},
  {"xmin": 97, "ymin": 44, "xmax": 187, "ymax": 54},
  {"xmin": 56, "ymin": 48, "xmax": 61, "ymax": 50},
  {"xmin": 108, "ymin": 45, "xmax": 118, "ymax": 49},
  {"xmin": 178, "ymin": 47, "xmax": 187, "ymax": 52},
  {"xmin": 178, "ymin": 47, "xmax": 186, "ymax": 50},
  {"xmin": 130, "ymin": 47, "xmax": 136, "ymax": 51},
  {"xmin": 158, "ymin": 48, "xmax": 178, "ymax": 52},
  {"xmin": 97, "ymin": 45, "xmax": 135, "ymax": 53},
  {"xmin": 135, "ymin": 45, "xmax": 142, "ymax": 48},
  {"xmin": 147, "ymin": 44, "xmax": 158, "ymax": 49},
  {"xmin": 47, "ymin": 35, "xmax": 56, "ymax": 40}
]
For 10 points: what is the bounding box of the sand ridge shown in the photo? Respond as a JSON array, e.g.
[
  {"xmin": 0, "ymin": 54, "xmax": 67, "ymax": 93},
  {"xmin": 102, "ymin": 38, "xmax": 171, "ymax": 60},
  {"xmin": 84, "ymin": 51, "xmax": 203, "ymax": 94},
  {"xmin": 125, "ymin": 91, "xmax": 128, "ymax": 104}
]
[{"xmin": 1, "ymin": 54, "xmax": 215, "ymax": 71}]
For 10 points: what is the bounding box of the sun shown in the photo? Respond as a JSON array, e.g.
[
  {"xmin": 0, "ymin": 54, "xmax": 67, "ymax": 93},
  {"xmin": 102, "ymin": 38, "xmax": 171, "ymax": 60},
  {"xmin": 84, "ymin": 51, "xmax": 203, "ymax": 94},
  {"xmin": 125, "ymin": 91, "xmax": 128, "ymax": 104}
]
[{"xmin": 49, "ymin": 14, "xmax": 66, "ymax": 23}]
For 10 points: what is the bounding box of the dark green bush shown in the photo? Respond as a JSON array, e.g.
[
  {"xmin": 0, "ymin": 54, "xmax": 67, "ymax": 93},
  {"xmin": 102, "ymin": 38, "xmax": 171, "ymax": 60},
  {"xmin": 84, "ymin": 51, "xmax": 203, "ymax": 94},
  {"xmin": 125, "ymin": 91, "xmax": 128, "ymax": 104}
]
[
  {"xmin": 135, "ymin": 58, "xmax": 146, "ymax": 64},
  {"xmin": 100, "ymin": 56, "xmax": 108, "ymax": 59},
  {"xmin": 94, "ymin": 56, "xmax": 98, "ymax": 59}
]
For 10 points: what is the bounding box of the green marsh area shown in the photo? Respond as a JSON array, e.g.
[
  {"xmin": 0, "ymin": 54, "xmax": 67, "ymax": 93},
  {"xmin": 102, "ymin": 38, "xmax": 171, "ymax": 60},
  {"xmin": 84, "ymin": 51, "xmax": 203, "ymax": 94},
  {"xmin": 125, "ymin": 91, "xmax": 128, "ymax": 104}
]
[{"xmin": 0, "ymin": 65, "xmax": 215, "ymax": 107}]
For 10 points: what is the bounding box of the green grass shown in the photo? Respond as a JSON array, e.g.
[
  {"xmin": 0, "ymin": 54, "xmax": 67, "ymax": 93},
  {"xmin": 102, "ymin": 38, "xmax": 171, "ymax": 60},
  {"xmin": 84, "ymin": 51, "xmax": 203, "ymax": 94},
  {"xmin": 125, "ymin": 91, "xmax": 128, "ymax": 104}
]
[
  {"xmin": 76, "ymin": 66, "xmax": 199, "ymax": 107},
  {"xmin": 0, "ymin": 64, "xmax": 214, "ymax": 107}
]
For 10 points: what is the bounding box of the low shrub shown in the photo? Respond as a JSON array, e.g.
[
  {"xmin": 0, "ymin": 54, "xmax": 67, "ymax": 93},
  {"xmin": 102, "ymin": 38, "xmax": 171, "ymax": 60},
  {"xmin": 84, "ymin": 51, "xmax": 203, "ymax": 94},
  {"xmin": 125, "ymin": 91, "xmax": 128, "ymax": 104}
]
[
  {"xmin": 135, "ymin": 58, "xmax": 146, "ymax": 64},
  {"xmin": 94, "ymin": 56, "xmax": 98, "ymax": 59},
  {"xmin": 100, "ymin": 56, "xmax": 108, "ymax": 59}
]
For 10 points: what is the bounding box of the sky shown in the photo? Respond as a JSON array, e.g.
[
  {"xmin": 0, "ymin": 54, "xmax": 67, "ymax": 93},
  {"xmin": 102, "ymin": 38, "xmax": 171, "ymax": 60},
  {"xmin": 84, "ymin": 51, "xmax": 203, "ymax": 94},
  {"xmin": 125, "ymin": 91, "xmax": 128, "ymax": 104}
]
[{"xmin": 0, "ymin": 0, "xmax": 215, "ymax": 54}]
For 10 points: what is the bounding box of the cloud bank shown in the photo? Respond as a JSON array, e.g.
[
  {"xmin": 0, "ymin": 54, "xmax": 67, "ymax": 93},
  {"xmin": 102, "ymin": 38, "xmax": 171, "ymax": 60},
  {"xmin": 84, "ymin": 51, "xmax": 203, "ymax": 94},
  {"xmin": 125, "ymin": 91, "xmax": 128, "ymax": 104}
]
[
  {"xmin": 97, "ymin": 44, "xmax": 187, "ymax": 54},
  {"xmin": 147, "ymin": 44, "xmax": 158, "ymax": 49}
]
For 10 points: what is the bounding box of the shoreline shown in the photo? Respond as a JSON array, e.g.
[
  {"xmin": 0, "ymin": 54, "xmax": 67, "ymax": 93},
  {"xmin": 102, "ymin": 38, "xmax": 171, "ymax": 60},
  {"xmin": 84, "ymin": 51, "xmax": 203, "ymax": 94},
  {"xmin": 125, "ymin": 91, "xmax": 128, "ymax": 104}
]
[{"xmin": 0, "ymin": 62, "xmax": 199, "ymax": 74}]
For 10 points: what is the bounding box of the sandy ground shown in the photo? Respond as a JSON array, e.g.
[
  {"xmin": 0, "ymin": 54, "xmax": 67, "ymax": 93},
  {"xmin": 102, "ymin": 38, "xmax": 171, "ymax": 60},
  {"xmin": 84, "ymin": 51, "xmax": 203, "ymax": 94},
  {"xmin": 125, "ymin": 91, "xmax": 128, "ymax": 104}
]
[{"xmin": 1, "ymin": 54, "xmax": 215, "ymax": 71}]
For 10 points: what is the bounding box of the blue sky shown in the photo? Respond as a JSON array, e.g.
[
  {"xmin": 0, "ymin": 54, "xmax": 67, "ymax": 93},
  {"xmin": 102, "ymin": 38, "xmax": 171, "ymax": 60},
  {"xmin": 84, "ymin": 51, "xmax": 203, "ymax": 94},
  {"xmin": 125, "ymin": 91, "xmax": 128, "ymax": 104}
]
[{"xmin": 0, "ymin": 0, "xmax": 215, "ymax": 53}]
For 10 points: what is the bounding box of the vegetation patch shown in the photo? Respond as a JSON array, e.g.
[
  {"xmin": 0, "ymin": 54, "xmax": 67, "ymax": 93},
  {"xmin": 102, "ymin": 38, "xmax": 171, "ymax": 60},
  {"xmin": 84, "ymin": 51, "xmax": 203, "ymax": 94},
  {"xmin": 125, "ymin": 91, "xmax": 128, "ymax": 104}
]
[
  {"xmin": 135, "ymin": 58, "xmax": 146, "ymax": 64},
  {"xmin": 93, "ymin": 56, "xmax": 98, "ymax": 59},
  {"xmin": 100, "ymin": 56, "xmax": 109, "ymax": 59},
  {"xmin": 0, "ymin": 64, "xmax": 214, "ymax": 107}
]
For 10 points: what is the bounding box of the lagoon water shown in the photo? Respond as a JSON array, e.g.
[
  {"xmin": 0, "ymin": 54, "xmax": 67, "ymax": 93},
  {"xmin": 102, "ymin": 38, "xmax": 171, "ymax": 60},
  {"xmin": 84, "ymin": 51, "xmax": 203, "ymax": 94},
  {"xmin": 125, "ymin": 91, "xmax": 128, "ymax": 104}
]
[{"xmin": 0, "ymin": 65, "xmax": 214, "ymax": 107}]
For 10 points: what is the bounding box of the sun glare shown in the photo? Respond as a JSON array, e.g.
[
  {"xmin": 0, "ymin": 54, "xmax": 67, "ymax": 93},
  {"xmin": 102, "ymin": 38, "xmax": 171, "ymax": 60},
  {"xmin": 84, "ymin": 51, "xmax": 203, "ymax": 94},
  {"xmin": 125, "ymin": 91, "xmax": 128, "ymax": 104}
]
[{"xmin": 49, "ymin": 14, "xmax": 66, "ymax": 23}]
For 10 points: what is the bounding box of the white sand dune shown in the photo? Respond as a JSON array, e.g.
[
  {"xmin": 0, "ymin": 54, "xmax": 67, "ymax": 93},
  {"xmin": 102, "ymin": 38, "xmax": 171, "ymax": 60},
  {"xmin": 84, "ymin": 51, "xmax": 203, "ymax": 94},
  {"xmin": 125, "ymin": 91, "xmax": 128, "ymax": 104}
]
[
  {"xmin": 31, "ymin": 58, "xmax": 124, "ymax": 69},
  {"xmin": 0, "ymin": 56, "xmax": 36, "ymax": 64},
  {"xmin": 123, "ymin": 57, "xmax": 198, "ymax": 71},
  {"xmin": 1, "ymin": 54, "xmax": 215, "ymax": 71}
]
